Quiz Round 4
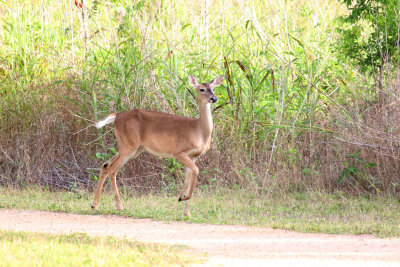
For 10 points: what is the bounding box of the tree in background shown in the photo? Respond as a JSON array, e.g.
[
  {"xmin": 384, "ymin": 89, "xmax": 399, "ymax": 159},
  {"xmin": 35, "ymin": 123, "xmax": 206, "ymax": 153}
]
[{"xmin": 336, "ymin": 0, "xmax": 399, "ymax": 87}]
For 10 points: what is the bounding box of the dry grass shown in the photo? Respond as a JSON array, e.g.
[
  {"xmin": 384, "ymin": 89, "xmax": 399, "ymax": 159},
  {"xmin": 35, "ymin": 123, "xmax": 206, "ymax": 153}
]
[{"xmin": 0, "ymin": 0, "xmax": 399, "ymax": 196}]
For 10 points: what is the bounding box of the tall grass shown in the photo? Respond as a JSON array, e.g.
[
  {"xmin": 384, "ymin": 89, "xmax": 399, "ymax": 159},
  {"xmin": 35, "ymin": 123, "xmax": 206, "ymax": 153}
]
[{"xmin": 1, "ymin": 0, "xmax": 399, "ymax": 195}]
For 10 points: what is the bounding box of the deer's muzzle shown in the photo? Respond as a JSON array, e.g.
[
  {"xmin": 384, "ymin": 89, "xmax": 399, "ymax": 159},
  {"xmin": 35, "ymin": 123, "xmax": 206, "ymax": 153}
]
[{"xmin": 209, "ymin": 95, "xmax": 218, "ymax": 103}]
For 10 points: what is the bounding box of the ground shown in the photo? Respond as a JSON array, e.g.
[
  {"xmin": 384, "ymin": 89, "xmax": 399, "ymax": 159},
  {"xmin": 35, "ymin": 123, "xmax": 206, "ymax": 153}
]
[{"xmin": 0, "ymin": 209, "xmax": 399, "ymax": 266}]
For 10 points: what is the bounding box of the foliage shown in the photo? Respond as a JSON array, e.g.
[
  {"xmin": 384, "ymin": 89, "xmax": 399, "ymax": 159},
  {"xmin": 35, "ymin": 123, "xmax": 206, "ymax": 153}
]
[
  {"xmin": 1, "ymin": 0, "xmax": 400, "ymax": 195},
  {"xmin": 336, "ymin": 0, "xmax": 400, "ymax": 74},
  {"xmin": 336, "ymin": 149, "xmax": 380, "ymax": 193}
]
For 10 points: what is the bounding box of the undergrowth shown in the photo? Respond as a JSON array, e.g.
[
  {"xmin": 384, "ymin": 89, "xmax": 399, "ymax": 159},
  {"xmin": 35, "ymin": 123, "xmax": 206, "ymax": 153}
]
[{"xmin": 0, "ymin": 0, "xmax": 399, "ymax": 195}]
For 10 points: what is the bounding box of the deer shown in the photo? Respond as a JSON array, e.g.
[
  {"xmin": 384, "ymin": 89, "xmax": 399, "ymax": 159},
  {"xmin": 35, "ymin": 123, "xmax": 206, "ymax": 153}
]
[{"xmin": 92, "ymin": 75, "xmax": 224, "ymax": 217}]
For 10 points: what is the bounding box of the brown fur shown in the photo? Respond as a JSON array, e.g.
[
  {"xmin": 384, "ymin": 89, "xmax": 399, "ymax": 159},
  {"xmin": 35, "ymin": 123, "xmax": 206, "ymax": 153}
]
[
  {"xmin": 115, "ymin": 109, "xmax": 201, "ymax": 157},
  {"xmin": 92, "ymin": 75, "xmax": 224, "ymax": 217}
]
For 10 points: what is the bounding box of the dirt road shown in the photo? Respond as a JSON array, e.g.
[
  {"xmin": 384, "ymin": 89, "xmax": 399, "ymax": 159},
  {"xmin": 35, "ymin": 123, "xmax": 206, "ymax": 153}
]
[{"xmin": 0, "ymin": 209, "xmax": 399, "ymax": 266}]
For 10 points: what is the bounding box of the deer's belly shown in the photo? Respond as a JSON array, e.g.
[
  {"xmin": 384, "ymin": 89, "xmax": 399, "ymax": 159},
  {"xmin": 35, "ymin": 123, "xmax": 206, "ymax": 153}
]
[{"xmin": 144, "ymin": 147, "xmax": 174, "ymax": 158}]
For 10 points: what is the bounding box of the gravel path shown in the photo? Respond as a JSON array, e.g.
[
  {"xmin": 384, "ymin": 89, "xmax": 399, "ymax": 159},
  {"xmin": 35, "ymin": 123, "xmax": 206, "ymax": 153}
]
[{"xmin": 0, "ymin": 209, "xmax": 399, "ymax": 266}]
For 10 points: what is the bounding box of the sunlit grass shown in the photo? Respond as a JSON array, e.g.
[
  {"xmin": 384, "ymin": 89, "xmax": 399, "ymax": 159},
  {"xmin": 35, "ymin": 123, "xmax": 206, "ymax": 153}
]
[
  {"xmin": 1, "ymin": 186, "xmax": 399, "ymax": 237},
  {"xmin": 0, "ymin": 230, "xmax": 196, "ymax": 266}
]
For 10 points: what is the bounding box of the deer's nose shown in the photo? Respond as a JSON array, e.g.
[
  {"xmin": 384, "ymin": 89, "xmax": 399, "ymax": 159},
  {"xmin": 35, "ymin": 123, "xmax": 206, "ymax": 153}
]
[{"xmin": 210, "ymin": 95, "xmax": 218, "ymax": 103}]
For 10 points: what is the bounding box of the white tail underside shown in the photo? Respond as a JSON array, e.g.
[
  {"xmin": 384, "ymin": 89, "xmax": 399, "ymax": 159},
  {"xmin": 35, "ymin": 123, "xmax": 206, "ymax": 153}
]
[{"xmin": 95, "ymin": 114, "xmax": 116, "ymax": 128}]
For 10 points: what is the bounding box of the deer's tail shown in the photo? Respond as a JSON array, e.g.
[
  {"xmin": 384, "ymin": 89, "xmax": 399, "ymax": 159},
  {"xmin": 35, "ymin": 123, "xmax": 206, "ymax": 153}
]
[{"xmin": 95, "ymin": 113, "xmax": 117, "ymax": 128}]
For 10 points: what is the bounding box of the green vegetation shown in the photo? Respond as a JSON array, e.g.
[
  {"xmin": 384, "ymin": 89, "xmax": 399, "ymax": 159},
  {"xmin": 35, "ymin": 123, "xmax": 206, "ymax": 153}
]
[
  {"xmin": 336, "ymin": 0, "xmax": 399, "ymax": 77},
  {"xmin": 1, "ymin": 0, "xmax": 399, "ymax": 195},
  {"xmin": 0, "ymin": 230, "xmax": 195, "ymax": 266},
  {"xmin": 1, "ymin": 186, "xmax": 400, "ymax": 237},
  {"xmin": 1, "ymin": 0, "xmax": 400, "ymax": 250}
]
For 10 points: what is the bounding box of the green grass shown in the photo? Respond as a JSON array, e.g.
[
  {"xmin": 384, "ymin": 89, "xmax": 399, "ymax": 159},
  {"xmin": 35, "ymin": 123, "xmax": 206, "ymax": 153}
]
[
  {"xmin": 1, "ymin": 186, "xmax": 400, "ymax": 237},
  {"xmin": 2, "ymin": 0, "xmax": 398, "ymax": 198},
  {"xmin": 0, "ymin": 230, "xmax": 196, "ymax": 266}
]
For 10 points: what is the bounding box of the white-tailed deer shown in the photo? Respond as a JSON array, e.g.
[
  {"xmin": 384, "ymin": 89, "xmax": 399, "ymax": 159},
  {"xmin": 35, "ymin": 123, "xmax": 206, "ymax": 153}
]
[{"xmin": 92, "ymin": 75, "xmax": 224, "ymax": 217}]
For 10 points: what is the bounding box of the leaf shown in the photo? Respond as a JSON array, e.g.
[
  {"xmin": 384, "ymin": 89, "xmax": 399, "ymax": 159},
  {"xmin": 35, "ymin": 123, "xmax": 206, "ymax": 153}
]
[
  {"xmin": 181, "ymin": 24, "xmax": 191, "ymax": 31},
  {"xmin": 245, "ymin": 20, "xmax": 251, "ymax": 29},
  {"xmin": 336, "ymin": 167, "xmax": 357, "ymax": 184},
  {"xmin": 288, "ymin": 34, "xmax": 303, "ymax": 46},
  {"xmin": 227, "ymin": 29, "xmax": 235, "ymax": 41},
  {"xmin": 53, "ymin": 80, "xmax": 64, "ymax": 85},
  {"xmin": 235, "ymin": 60, "xmax": 252, "ymax": 81},
  {"xmin": 364, "ymin": 162, "xmax": 377, "ymax": 168},
  {"xmin": 255, "ymin": 69, "xmax": 272, "ymax": 92}
]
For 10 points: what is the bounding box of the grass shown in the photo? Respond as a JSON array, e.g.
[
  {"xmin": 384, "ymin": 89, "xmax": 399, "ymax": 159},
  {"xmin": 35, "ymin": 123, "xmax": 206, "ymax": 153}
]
[
  {"xmin": 1, "ymin": 186, "xmax": 400, "ymax": 238},
  {"xmin": 0, "ymin": 230, "xmax": 196, "ymax": 266},
  {"xmin": 2, "ymin": 0, "xmax": 379, "ymax": 194}
]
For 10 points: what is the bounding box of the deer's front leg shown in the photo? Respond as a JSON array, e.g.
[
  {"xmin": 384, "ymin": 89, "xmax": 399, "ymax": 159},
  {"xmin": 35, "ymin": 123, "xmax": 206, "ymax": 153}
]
[
  {"xmin": 180, "ymin": 167, "xmax": 193, "ymax": 217},
  {"xmin": 181, "ymin": 167, "xmax": 192, "ymax": 200},
  {"xmin": 176, "ymin": 155, "xmax": 198, "ymax": 201},
  {"xmin": 175, "ymin": 153, "xmax": 198, "ymax": 217}
]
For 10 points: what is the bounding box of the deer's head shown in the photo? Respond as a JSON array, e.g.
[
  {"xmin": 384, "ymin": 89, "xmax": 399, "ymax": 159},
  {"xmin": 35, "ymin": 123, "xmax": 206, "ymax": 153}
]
[{"xmin": 188, "ymin": 75, "xmax": 224, "ymax": 104}]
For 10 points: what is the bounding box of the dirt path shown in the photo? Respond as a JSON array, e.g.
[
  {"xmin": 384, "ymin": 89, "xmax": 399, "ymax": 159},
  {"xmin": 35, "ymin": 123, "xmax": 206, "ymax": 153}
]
[{"xmin": 0, "ymin": 209, "xmax": 399, "ymax": 266}]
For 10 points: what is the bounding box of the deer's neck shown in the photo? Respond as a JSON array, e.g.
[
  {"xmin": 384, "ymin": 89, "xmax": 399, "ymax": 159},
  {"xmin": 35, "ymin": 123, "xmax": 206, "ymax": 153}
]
[{"xmin": 198, "ymin": 102, "xmax": 213, "ymax": 138}]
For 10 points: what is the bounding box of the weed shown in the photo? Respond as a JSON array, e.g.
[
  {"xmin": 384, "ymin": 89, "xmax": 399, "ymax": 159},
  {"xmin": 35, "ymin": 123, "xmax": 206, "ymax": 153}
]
[{"xmin": 0, "ymin": 0, "xmax": 400, "ymax": 196}]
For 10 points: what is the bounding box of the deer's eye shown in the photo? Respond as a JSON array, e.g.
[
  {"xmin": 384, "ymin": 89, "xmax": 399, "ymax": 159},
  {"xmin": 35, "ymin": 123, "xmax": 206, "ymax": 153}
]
[{"xmin": 200, "ymin": 88, "xmax": 205, "ymax": 92}]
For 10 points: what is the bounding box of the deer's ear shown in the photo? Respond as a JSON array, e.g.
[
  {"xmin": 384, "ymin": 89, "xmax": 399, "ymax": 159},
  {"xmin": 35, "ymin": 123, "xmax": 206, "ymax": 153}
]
[
  {"xmin": 210, "ymin": 76, "xmax": 224, "ymax": 87},
  {"xmin": 188, "ymin": 75, "xmax": 198, "ymax": 88}
]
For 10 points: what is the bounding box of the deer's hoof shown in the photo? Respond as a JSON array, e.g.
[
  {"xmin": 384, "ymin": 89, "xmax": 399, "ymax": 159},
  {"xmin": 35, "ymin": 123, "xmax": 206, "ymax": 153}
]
[{"xmin": 178, "ymin": 195, "xmax": 190, "ymax": 202}]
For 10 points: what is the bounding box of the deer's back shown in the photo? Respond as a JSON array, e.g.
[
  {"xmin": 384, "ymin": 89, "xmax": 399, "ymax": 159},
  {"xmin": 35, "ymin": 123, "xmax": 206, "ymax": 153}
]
[{"xmin": 114, "ymin": 109, "xmax": 202, "ymax": 157}]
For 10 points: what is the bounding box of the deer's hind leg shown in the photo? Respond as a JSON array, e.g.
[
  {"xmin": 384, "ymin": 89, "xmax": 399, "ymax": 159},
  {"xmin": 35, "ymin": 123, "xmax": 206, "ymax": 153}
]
[
  {"xmin": 109, "ymin": 147, "xmax": 144, "ymax": 210},
  {"xmin": 92, "ymin": 146, "xmax": 139, "ymax": 211},
  {"xmin": 92, "ymin": 154, "xmax": 118, "ymax": 211}
]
